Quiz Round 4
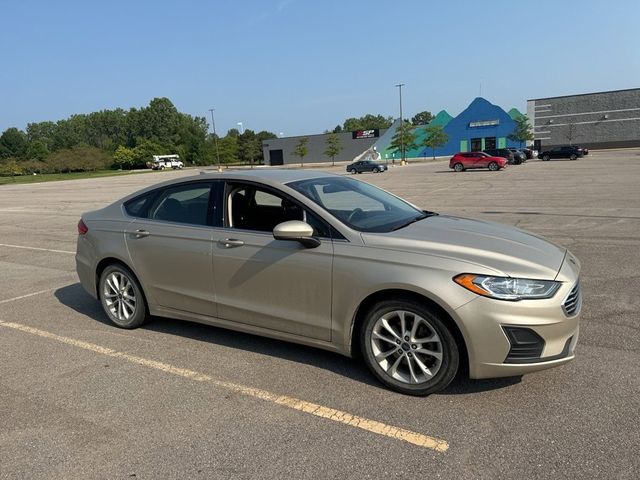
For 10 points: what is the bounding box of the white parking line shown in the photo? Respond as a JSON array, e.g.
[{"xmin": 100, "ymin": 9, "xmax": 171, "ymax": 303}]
[
  {"xmin": 0, "ymin": 287, "xmax": 60, "ymax": 305},
  {"xmin": 0, "ymin": 243, "xmax": 75, "ymax": 254},
  {"xmin": 0, "ymin": 319, "xmax": 449, "ymax": 453}
]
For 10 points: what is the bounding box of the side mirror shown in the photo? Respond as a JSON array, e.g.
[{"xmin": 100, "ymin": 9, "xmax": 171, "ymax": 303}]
[{"xmin": 273, "ymin": 220, "xmax": 320, "ymax": 248}]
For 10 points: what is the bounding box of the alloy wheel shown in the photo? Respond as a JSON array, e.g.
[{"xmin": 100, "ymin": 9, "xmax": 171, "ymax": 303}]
[
  {"xmin": 103, "ymin": 271, "xmax": 137, "ymax": 322},
  {"xmin": 370, "ymin": 310, "xmax": 443, "ymax": 384}
]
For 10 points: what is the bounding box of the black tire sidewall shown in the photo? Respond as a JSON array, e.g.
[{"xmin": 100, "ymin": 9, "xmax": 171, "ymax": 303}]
[
  {"xmin": 454, "ymin": 163, "xmax": 464, "ymax": 172},
  {"xmin": 99, "ymin": 264, "xmax": 147, "ymax": 329},
  {"xmin": 489, "ymin": 162, "xmax": 498, "ymax": 171},
  {"xmin": 360, "ymin": 300, "xmax": 459, "ymax": 396}
]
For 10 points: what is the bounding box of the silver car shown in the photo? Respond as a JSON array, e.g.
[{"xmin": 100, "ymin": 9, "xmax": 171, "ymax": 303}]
[{"xmin": 76, "ymin": 170, "xmax": 581, "ymax": 395}]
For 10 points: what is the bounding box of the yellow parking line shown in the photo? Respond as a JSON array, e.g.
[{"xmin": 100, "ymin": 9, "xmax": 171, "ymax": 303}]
[{"xmin": 0, "ymin": 319, "xmax": 449, "ymax": 453}]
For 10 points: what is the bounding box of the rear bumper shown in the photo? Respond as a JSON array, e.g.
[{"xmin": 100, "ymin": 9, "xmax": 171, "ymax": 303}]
[{"xmin": 75, "ymin": 236, "xmax": 97, "ymax": 299}]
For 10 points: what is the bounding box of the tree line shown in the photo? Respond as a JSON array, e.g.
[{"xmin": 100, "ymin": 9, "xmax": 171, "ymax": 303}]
[{"xmin": 0, "ymin": 97, "xmax": 278, "ymax": 176}]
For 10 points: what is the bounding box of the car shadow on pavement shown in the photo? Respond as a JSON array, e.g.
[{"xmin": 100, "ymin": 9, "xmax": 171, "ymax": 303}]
[{"xmin": 55, "ymin": 282, "xmax": 523, "ymax": 396}]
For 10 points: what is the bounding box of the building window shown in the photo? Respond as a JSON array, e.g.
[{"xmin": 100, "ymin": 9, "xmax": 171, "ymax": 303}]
[
  {"xmin": 484, "ymin": 137, "xmax": 496, "ymax": 149},
  {"xmin": 471, "ymin": 138, "xmax": 482, "ymax": 151}
]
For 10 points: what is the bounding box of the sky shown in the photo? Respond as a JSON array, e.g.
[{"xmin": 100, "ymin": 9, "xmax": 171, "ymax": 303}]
[{"xmin": 1, "ymin": 0, "xmax": 639, "ymax": 136}]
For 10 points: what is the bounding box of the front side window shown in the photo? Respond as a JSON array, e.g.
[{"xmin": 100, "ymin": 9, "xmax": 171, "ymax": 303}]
[
  {"xmin": 148, "ymin": 184, "xmax": 211, "ymax": 226},
  {"xmin": 288, "ymin": 176, "xmax": 428, "ymax": 233},
  {"xmin": 227, "ymin": 184, "xmax": 331, "ymax": 237}
]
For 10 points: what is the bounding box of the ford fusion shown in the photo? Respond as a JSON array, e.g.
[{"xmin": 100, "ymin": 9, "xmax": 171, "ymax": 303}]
[{"xmin": 76, "ymin": 170, "xmax": 581, "ymax": 395}]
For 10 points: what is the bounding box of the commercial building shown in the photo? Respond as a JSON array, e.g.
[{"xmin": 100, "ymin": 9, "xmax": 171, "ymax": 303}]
[
  {"xmin": 261, "ymin": 129, "xmax": 387, "ymax": 166},
  {"xmin": 527, "ymin": 88, "xmax": 640, "ymax": 150}
]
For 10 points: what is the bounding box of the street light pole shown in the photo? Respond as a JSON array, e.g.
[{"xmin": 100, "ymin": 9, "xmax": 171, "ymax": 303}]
[
  {"xmin": 395, "ymin": 83, "xmax": 405, "ymax": 164},
  {"xmin": 208, "ymin": 108, "xmax": 221, "ymax": 171}
]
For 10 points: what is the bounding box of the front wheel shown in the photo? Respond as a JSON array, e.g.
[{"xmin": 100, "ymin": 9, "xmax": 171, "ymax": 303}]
[
  {"xmin": 488, "ymin": 161, "xmax": 499, "ymax": 171},
  {"xmin": 453, "ymin": 163, "xmax": 464, "ymax": 172},
  {"xmin": 570, "ymin": 154, "xmax": 577, "ymax": 160},
  {"xmin": 373, "ymin": 167, "xmax": 379, "ymax": 173},
  {"xmin": 348, "ymin": 168, "xmax": 356, "ymax": 174},
  {"xmin": 542, "ymin": 155, "xmax": 550, "ymax": 161},
  {"xmin": 99, "ymin": 264, "xmax": 148, "ymax": 329},
  {"xmin": 360, "ymin": 300, "xmax": 459, "ymax": 396}
]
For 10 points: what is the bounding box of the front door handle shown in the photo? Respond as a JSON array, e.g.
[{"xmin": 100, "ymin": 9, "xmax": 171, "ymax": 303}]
[
  {"xmin": 133, "ymin": 229, "xmax": 150, "ymax": 238},
  {"xmin": 218, "ymin": 238, "xmax": 244, "ymax": 248}
]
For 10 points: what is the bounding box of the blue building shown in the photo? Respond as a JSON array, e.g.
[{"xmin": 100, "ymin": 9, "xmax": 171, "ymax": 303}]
[
  {"xmin": 377, "ymin": 97, "xmax": 524, "ymax": 160},
  {"xmin": 419, "ymin": 97, "xmax": 521, "ymax": 157}
]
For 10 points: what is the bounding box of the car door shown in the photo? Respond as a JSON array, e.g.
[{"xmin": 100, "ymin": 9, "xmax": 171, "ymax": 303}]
[
  {"xmin": 125, "ymin": 181, "xmax": 220, "ymax": 317},
  {"xmin": 210, "ymin": 182, "xmax": 334, "ymax": 341},
  {"xmin": 475, "ymin": 152, "xmax": 490, "ymax": 168}
]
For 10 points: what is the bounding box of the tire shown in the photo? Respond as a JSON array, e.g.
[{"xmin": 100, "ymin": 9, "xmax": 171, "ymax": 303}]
[
  {"xmin": 542, "ymin": 155, "xmax": 550, "ymax": 161},
  {"xmin": 160, "ymin": 165, "xmax": 165, "ymax": 170},
  {"xmin": 373, "ymin": 167, "xmax": 380, "ymax": 173},
  {"xmin": 348, "ymin": 168, "xmax": 356, "ymax": 174},
  {"xmin": 570, "ymin": 154, "xmax": 577, "ymax": 160},
  {"xmin": 99, "ymin": 264, "xmax": 148, "ymax": 329},
  {"xmin": 360, "ymin": 299, "xmax": 459, "ymax": 396},
  {"xmin": 488, "ymin": 161, "xmax": 499, "ymax": 171},
  {"xmin": 453, "ymin": 163, "xmax": 464, "ymax": 172}
]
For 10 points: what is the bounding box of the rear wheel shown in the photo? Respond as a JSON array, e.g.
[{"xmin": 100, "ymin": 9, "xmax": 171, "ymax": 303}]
[
  {"xmin": 99, "ymin": 264, "xmax": 148, "ymax": 329},
  {"xmin": 488, "ymin": 161, "xmax": 499, "ymax": 171},
  {"xmin": 360, "ymin": 300, "xmax": 459, "ymax": 396}
]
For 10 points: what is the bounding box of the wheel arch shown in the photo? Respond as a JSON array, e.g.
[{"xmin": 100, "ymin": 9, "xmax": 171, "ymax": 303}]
[{"xmin": 349, "ymin": 288, "xmax": 469, "ymax": 375}]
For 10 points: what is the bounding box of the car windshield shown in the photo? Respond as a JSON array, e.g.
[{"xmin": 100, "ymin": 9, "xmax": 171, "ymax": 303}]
[{"xmin": 287, "ymin": 176, "xmax": 431, "ymax": 233}]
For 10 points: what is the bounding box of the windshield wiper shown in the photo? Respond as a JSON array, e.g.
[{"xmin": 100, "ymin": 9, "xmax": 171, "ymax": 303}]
[{"xmin": 390, "ymin": 212, "xmax": 434, "ymax": 231}]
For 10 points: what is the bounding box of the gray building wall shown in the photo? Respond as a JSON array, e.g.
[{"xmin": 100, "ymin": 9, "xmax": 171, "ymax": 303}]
[
  {"xmin": 527, "ymin": 88, "xmax": 640, "ymax": 150},
  {"xmin": 261, "ymin": 130, "xmax": 387, "ymax": 166}
]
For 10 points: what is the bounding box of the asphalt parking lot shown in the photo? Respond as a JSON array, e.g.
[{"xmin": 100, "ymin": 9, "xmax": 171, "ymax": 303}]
[{"xmin": 1, "ymin": 150, "xmax": 639, "ymax": 479}]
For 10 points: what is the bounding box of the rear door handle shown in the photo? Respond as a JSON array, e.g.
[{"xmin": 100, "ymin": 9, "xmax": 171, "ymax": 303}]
[
  {"xmin": 133, "ymin": 229, "xmax": 150, "ymax": 238},
  {"xmin": 218, "ymin": 238, "xmax": 244, "ymax": 248}
]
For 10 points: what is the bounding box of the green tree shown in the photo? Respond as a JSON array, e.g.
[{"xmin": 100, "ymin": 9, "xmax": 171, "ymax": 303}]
[
  {"xmin": 324, "ymin": 132, "xmax": 343, "ymax": 166},
  {"xmin": 238, "ymin": 130, "xmax": 262, "ymax": 166},
  {"xmin": 411, "ymin": 111, "xmax": 433, "ymax": 125},
  {"xmin": 422, "ymin": 125, "xmax": 449, "ymax": 160},
  {"xmin": 388, "ymin": 121, "xmax": 417, "ymax": 163},
  {"xmin": 112, "ymin": 145, "xmax": 136, "ymax": 169},
  {"xmin": 342, "ymin": 114, "xmax": 393, "ymax": 132},
  {"xmin": 332, "ymin": 125, "xmax": 343, "ymax": 133},
  {"xmin": 293, "ymin": 137, "xmax": 309, "ymax": 167},
  {"xmin": 26, "ymin": 121, "xmax": 58, "ymax": 151},
  {"xmin": 131, "ymin": 139, "xmax": 167, "ymax": 168},
  {"xmin": 25, "ymin": 140, "xmax": 49, "ymax": 160},
  {"xmin": 0, "ymin": 128, "xmax": 28, "ymax": 158},
  {"xmin": 217, "ymin": 135, "xmax": 239, "ymax": 163},
  {"xmin": 508, "ymin": 116, "xmax": 534, "ymax": 147}
]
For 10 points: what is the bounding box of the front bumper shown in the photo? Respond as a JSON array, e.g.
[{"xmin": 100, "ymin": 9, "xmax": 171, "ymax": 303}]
[{"xmin": 454, "ymin": 258, "xmax": 581, "ymax": 379}]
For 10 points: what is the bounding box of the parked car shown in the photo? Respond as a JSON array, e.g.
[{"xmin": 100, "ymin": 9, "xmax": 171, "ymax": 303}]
[
  {"xmin": 449, "ymin": 152, "xmax": 507, "ymax": 172},
  {"xmin": 77, "ymin": 170, "xmax": 581, "ymax": 396},
  {"xmin": 538, "ymin": 146, "xmax": 584, "ymax": 161},
  {"xmin": 483, "ymin": 148, "xmax": 518, "ymax": 164},
  {"xmin": 346, "ymin": 160, "xmax": 387, "ymax": 174},
  {"xmin": 507, "ymin": 148, "xmax": 527, "ymax": 163},
  {"xmin": 573, "ymin": 145, "xmax": 589, "ymax": 155},
  {"xmin": 520, "ymin": 148, "xmax": 537, "ymax": 160}
]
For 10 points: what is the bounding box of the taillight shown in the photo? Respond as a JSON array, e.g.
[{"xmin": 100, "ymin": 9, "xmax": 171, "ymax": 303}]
[{"xmin": 77, "ymin": 219, "xmax": 88, "ymax": 235}]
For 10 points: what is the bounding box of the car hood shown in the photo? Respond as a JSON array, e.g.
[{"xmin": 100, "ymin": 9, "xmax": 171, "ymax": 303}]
[{"xmin": 361, "ymin": 215, "xmax": 566, "ymax": 279}]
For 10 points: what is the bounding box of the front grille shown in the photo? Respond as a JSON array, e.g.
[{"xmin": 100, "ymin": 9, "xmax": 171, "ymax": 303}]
[
  {"xmin": 562, "ymin": 281, "xmax": 582, "ymax": 317},
  {"xmin": 503, "ymin": 327, "xmax": 545, "ymax": 363}
]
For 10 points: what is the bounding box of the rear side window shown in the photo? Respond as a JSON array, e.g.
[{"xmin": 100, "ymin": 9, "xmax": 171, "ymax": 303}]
[
  {"xmin": 124, "ymin": 193, "xmax": 154, "ymax": 217},
  {"xmin": 148, "ymin": 184, "xmax": 212, "ymax": 226}
]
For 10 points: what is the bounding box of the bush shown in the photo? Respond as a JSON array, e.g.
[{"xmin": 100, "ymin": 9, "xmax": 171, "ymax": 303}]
[
  {"xmin": 0, "ymin": 158, "xmax": 25, "ymax": 176},
  {"xmin": 46, "ymin": 145, "xmax": 112, "ymax": 173}
]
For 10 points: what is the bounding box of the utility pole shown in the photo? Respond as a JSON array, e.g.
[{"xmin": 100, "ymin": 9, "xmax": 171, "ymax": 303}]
[
  {"xmin": 208, "ymin": 108, "xmax": 221, "ymax": 171},
  {"xmin": 395, "ymin": 83, "xmax": 405, "ymax": 164}
]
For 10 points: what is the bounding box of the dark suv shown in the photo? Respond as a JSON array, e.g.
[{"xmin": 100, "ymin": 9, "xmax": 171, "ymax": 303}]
[
  {"xmin": 483, "ymin": 148, "xmax": 519, "ymax": 164},
  {"xmin": 346, "ymin": 160, "xmax": 387, "ymax": 174},
  {"xmin": 538, "ymin": 146, "xmax": 584, "ymax": 161}
]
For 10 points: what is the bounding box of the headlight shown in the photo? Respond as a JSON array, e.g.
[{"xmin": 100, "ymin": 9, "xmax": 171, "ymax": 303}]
[{"xmin": 453, "ymin": 274, "xmax": 561, "ymax": 301}]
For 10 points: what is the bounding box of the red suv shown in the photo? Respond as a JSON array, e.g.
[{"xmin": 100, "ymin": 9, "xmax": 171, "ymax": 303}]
[{"xmin": 449, "ymin": 152, "xmax": 507, "ymax": 172}]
